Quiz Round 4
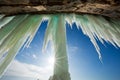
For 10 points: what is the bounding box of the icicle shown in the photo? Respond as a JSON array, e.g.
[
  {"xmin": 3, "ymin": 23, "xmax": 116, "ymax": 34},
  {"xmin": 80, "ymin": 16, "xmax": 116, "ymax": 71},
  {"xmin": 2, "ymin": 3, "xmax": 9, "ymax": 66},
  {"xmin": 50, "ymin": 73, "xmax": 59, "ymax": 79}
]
[
  {"xmin": 43, "ymin": 14, "xmax": 70, "ymax": 80},
  {"xmin": 0, "ymin": 16, "xmax": 15, "ymax": 29},
  {"xmin": 73, "ymin": 14, "xmax": 120, "ymax": 61},
  {"xmin": 22, "ymin": 15, "xmax": 44, "ymax": 49},
  {"xmin": 65, "ymin": 14, "xmax": 76, "ymax": 29},
  {"xmin": 0, "ymin": 15, "xmax": 43, "ymax": 77},
  {"xmin": 0, "ymin": 15, "xmax": 5, "ymax": 20},
  {"xmin": 0, "ymin": 15, "xmax": 28, "ymax": 46}
]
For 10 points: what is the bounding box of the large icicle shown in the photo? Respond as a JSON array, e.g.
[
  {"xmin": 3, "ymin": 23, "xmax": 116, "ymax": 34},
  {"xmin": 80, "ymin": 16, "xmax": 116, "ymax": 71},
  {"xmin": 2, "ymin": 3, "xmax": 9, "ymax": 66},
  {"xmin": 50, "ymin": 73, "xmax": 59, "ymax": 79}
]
[
  {"xmin": 0, "ymin": 15, "xmax": 28, "ymax": 46},
  {"xmin": 43, "ymin": 14, "xmax": 71, "ymax": 80},
  {"xmin": 0, "ymin": 15, "xmax": 43, "ymax": 77},
  {"xmin": 66, "ymin": 14, "xmax": 120, "ymax": 61},
  {"xmin": 0, "ymin": 15, "xmax": 15, "ymax": 29}
]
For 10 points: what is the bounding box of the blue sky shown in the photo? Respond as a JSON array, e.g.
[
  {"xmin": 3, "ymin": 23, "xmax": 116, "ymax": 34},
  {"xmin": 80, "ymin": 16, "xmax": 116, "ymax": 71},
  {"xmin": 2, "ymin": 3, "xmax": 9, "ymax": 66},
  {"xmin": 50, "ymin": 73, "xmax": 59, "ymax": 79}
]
[{"xmin": 1, "ymin": 21, "xmax": 120, "ymax": 80}]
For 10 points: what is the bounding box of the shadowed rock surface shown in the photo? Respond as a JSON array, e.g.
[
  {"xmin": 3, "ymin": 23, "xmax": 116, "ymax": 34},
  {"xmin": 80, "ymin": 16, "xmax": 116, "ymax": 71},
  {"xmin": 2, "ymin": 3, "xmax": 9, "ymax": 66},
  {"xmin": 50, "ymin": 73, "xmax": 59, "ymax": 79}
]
[{"xmin": 0, "ymin": 0, "xmax": 120, "ymax": 18}]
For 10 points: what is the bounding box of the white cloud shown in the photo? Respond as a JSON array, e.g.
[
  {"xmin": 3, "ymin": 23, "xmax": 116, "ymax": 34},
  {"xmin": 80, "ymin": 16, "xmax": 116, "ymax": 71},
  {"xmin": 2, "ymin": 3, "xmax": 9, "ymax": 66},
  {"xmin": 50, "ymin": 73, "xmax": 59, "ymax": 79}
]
[
  {"xmin": 4, "ymin": 60, "xmax": 53, "ymax": 80},
  {"xmin": 32, "ymin": 54, "xmax": 37, "ymax": 59},
  {"xmin": 68, "ymin": 45, "xmax": 79, "ymax": 54}
]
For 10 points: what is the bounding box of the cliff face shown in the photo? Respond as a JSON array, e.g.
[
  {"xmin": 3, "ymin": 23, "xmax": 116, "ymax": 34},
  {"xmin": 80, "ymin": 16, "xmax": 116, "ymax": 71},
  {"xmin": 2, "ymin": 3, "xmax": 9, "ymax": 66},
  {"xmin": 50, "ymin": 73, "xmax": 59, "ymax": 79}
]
[
  {"xmin": 0, "ymin": 0, "xmax": 120, "ymax": 5},
  {"xmin": 0, "ymin": 0, "xmax": 120, "ymax": 18}
]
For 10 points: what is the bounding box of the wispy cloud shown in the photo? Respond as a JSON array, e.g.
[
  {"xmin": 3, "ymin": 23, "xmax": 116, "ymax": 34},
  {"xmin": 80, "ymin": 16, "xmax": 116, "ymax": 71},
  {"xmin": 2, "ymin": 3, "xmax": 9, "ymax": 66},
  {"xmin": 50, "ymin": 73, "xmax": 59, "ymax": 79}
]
[
  {"xmin": 68, "ymin": 45, "xmax": 79, "ymax": 54},
  {"xmin": 32, "ymin": 54, "xmax": 37, "ymax": 59},
  {"xmin": 4, "ymin": 59, "xmax": 53, "ymax": 80}
]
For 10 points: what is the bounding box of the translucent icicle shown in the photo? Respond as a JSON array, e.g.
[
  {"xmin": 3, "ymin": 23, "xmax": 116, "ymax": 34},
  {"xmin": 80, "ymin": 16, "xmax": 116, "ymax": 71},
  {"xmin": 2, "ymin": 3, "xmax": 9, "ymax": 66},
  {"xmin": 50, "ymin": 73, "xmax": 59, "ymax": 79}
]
[
  {"xmin": 72, "ymin": 14, "xmax": 120, "ymax": 61},
  {"xmin": 0, "ymin": 16, "xmax": 15, "ymax": 29},
  {"xmin": 0, "ymin": 15, "xmax": 28, "ymax": 46},
  {"xmin": 0, "ymin": 15, "xmax": 43, "ymax": 77},
  {"xmin": 43, "ymin": 14, "xmax": 70, "ymax": 80},
  {"xmin": 0, "ymin": 15, "xmax": 5, "ymax": 20}
]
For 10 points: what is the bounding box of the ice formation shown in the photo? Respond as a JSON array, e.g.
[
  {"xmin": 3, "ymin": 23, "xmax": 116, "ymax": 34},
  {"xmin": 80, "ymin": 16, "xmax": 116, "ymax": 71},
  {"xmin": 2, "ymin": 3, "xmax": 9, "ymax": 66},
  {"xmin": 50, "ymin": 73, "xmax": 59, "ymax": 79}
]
[
  {"xmin": 0, "ymin": 15, "xmax": 43, "ymax": 77},
  {"xmin": 42, "ymin": 14, "xmax": 70, "ymax": 80},
  {"xmin": 66, "ymin": 14, "xmax": 120, "ymax": 62},
  {"xmin": 0, "ymin": 14, "xmax": 120, "ymax": 78}
]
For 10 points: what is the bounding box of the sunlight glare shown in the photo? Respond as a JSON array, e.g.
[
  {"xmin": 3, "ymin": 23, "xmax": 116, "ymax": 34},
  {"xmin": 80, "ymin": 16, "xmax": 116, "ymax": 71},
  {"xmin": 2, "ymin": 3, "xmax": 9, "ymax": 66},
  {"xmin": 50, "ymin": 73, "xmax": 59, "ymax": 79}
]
[{"xmin": 48, "ymin": 56, "xmax": 55, "ymax": 66}]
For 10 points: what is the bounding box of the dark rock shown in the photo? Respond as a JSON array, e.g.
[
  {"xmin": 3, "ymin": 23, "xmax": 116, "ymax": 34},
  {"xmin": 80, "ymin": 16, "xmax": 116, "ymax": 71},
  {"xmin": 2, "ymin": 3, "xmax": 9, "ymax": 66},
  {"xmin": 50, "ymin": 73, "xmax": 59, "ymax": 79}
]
[{"xmin": 0, "ymin": 0, "xmax": 119, "ymax": 18}]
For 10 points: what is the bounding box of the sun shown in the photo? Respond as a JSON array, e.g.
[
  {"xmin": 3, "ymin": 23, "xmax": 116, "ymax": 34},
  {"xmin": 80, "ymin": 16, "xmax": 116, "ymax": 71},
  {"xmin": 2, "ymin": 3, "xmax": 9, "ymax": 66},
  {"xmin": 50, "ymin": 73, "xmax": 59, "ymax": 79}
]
[{"xmin": 48, "ymin": 56, "xmax": 55, "ymax": 65}]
